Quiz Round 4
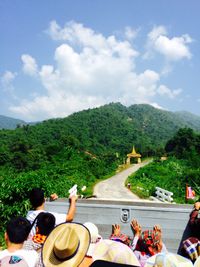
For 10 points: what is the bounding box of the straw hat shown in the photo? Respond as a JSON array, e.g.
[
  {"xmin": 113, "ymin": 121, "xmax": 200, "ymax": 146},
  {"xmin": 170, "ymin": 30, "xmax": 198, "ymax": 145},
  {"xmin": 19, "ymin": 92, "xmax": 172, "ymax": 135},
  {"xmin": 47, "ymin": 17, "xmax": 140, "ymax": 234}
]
[
  {"xmin": 194, "ymin": 256, "xmax": 200, "ymax": 267},
  {"xmin": 144, "ymin": 253, "xmax": 193, "ymax": 267},
  {"xmin": 42, "ymin": 222, "xmax": 90, "ymax": 267},
  {"xmin": 92, "ymin": 239, "xmax": 140, "ymax": 266},
  {"xmin": 83, "ymin": 222, "xmax": 102, "ymax": 257}
]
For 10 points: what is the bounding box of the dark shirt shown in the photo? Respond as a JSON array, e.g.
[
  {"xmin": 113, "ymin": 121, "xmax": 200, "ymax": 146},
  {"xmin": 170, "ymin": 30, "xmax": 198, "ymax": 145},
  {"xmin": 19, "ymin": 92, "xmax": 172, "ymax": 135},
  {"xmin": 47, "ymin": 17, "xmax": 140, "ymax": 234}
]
[{"xmin": 189, "ymin": 209, "xmax": 200, "ymax": 239}]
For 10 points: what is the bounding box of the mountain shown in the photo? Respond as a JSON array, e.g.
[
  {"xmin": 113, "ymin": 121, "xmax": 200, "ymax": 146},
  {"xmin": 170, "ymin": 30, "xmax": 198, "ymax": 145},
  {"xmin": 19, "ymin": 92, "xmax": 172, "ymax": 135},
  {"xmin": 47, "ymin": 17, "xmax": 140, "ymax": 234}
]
[
  {"xmin": 0, "ymin": 115, "xmax": 27, "ymax": 129},
  {"xmin": 0, "ymin": 103, "xmax": 200, "ymax": 227},
  {"xmin": 58, "ymin": 103, "xmax": 200, "ymax": 153},
  {"xmin": 174, "ymin": 110, "xmax": 200, "ymax": 130},
  {"xmin": 0, "ymin": 103, "xmax": 200, "ymax": 156}
]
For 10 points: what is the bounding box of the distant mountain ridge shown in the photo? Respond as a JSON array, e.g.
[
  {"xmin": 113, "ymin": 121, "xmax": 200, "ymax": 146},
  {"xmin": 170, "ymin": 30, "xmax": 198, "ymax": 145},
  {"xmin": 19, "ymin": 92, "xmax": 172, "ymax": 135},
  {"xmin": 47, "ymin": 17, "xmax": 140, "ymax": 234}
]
[
  {"xmin": 0, "ymin": 115, "xmax": 27, "ymax": 129},
  {"xmin": 0, "ymin": 102, "xmax": 196, "ymax": 157},
  {"xmin": 174, "ymin": 110, "xmax": 200, "ymax": 130},
  {"xmin": 0, "ymin": 104, "xmax": 200, "ymax": 155}
]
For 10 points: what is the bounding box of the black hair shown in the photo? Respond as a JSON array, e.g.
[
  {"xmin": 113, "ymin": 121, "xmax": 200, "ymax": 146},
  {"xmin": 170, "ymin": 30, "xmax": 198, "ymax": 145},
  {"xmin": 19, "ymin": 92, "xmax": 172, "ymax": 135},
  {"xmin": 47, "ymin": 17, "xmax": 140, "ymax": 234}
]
[
  {"xmin": 29, "ymin": 188, "xmax": 45, "ymax": 208},
  {"xmin": 35, "ymin": 212, "xmax": 55, "ymax": 236},
  {"xmin": 6, "ymin": 216, "xmax": 31, "ymax": 243}
]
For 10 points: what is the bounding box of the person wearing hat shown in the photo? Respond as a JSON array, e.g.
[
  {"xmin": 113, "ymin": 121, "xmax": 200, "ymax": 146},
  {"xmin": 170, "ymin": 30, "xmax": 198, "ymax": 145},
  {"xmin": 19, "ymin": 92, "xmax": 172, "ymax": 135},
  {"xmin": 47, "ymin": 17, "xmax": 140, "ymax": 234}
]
[
  {"xmin": 26, "ymin": 188, "xmax": 77, "ymax": 237},
  {"xmin": 91, "ymin": 239, "xmax": 140, "ymax": 266},
  {"xmin": 77, "ymin": 222, "xmax": 103, "ymax": 267},
  {"xmin": 42, "ymin": 222, "xmax": 90, "ymax": 267},
  {"xmin": 144, "ymin": 252, "xmax": 193, "ymax": 267},
  {"xmin": 83, "ymin": 222, "xmax": 102, "ymax": 257}
]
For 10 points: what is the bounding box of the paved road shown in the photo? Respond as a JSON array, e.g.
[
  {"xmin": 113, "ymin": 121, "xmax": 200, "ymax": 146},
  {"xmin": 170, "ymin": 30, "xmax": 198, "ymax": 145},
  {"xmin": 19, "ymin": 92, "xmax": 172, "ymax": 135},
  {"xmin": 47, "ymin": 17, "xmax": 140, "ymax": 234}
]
[{"xmin": 93, "ymin": 161, "xmax": 151, "ymax": 201}]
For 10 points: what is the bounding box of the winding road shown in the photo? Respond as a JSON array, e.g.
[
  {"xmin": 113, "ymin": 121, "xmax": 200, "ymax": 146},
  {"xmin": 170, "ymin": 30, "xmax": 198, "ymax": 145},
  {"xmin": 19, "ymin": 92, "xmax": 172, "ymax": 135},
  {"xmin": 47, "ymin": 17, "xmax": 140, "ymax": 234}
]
[{"xmin": 93, "ymin": 161, "xmax": 151, "ymax": 201}]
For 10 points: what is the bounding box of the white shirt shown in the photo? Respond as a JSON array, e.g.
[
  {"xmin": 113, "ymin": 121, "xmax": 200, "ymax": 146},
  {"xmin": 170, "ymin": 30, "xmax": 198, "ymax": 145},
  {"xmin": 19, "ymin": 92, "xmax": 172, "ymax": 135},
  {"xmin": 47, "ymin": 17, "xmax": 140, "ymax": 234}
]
[
  {"xmin": 0, "ymin": 249, "xmax": 38, "ymax": 267},
  {"xmin": 26, "ymin": 210, "xmax": 66, "ymax": 237}
]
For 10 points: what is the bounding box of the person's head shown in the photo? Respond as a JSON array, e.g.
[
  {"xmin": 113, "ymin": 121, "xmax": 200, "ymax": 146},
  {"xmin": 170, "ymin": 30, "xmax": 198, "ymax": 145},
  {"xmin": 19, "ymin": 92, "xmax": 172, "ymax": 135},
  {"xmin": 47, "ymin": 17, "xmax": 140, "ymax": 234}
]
[
  {"xmin": 83, "ymin": 222, "xmax": 102, "ymax": 257},
  {"xmin": 92, "ymin": 239, "xmax": 140, "ymax": 266},
  {"xmin": 36, "ymin": 212, "xmax": 55, "ymax": 236},
  {"xmin": 137, "ymin": 229, "xmax": 162, "ymax": 255},
  {"xmin": 29, "ymin": 188, "xmax": 45, "ymax": 208},
  {"xmin": 145, "ymin": 252, "xmax": 194, "ymax": 267},
  {"xmin": 5, "ymin": 216, "xmax": 31, "ymax": 244},
  {"xmin": 42, "ymin": 222, "xmax": 90, "ymax": 267}
]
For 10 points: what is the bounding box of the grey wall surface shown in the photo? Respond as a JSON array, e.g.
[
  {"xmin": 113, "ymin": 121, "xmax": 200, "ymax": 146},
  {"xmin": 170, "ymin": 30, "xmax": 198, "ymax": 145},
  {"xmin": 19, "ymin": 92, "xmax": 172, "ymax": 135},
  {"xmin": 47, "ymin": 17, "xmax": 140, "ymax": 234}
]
[{"xmin": 45, "ymin": 199, "xmax": 193, "ymax": 254}]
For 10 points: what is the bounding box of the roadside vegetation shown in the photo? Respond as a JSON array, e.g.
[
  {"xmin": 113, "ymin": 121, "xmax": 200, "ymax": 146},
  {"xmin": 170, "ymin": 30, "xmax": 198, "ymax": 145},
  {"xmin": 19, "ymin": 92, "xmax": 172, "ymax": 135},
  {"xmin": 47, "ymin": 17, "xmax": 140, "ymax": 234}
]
[{"xmin": 128, "ymin": 128, "xmax": 200, "ymax": 203}]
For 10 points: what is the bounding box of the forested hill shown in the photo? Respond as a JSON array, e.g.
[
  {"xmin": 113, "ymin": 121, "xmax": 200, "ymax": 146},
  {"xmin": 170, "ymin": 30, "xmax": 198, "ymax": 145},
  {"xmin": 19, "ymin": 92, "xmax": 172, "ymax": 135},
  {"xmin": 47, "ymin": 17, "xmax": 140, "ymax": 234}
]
[
  {"xmin": 1, "ymin": 103, "xmax": 200, "ymax": 157},
  {"xmin": 0, "ymin": 115, "xmax": 26, "ymax": 129},
  {"xmin": 0, "ymin": 103, "xmax": 200, "ymax": 229}
]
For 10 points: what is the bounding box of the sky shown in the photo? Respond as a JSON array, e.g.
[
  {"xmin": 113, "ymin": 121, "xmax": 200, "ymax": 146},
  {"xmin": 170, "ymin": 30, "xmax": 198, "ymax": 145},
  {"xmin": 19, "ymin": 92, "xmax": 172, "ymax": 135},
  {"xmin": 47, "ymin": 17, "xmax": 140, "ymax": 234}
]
[{"xmin": 1, "ymin": 0, "xmax": 200, "ymax": 122}]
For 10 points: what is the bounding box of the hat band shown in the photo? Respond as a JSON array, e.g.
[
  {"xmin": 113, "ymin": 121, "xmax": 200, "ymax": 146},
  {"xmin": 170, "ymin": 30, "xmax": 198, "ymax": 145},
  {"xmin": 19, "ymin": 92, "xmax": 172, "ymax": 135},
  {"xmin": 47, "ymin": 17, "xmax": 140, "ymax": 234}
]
[{"xmin": 53, "ymin": 241, "xmax": 80, "ymax": 262}]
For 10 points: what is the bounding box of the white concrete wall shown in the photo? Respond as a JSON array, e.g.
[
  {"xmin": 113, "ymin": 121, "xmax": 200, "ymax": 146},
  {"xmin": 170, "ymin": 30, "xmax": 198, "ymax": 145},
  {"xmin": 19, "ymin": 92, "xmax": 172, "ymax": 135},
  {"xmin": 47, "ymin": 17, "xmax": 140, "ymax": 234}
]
[{"xmin": 45, "ymin": 199, "xmax": 192, "ymax": 253}]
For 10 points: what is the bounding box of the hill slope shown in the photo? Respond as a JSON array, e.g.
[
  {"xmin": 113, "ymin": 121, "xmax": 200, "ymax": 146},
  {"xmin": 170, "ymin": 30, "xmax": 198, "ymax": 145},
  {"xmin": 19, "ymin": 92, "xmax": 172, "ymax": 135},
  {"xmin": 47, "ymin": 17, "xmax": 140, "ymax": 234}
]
[
  {"xmin": 0, "ymin": 115, "xmax": 26, "ymax": 129},
  {"xmin": 0, "ymin": 103, "xmax": 200, "ymax": 233},
  {"xmin": 1, "ymin": 103, "xmax": 200, "ymax": 157},
  {"xmin": 34, "ymin": 103, "xmax": 200, "ymax": 155}
]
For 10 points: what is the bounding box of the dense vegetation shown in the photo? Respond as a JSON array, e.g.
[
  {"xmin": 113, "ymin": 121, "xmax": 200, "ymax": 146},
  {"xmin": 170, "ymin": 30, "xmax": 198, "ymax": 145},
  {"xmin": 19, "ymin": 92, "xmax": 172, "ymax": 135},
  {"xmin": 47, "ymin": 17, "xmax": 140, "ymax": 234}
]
[
  {"xmin": 128, "ymin": 128, "xmax": 200, "ymax": 203},
  {"xmin": 0, "ymin": 103, "xmax": 200, "ymax": 245}
]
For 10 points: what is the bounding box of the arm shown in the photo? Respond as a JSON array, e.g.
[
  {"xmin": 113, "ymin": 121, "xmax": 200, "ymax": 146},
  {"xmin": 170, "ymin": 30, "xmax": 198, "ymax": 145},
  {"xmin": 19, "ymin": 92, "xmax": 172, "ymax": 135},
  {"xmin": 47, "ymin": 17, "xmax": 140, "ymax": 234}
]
[
  {"xmin": 189, "ymin": 202, "xmax": 200, "ymax": 226},
  {"xmin": 66, "ymin": 195, "xmax": 77, "ymax": 222},
  {"xmin": 130, "ymin": 219, "xmax": 141, "ymax": 250}
]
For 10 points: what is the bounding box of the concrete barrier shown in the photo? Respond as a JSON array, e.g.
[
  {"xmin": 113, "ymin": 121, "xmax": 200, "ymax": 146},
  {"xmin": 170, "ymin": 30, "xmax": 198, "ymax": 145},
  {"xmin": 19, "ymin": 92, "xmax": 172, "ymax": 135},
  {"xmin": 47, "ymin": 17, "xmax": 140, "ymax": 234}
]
[{"xmin": 45, "ymin": 199, "xmax": 192, "ymax": 254}]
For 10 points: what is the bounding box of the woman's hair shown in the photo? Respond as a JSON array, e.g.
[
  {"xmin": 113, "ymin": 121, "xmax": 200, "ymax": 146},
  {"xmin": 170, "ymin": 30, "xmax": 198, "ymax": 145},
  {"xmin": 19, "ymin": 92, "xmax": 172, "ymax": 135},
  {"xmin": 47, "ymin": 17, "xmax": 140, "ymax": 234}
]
[{"xmin": 35, "ymin": 212, "xmax": 55, "ymax": 236}]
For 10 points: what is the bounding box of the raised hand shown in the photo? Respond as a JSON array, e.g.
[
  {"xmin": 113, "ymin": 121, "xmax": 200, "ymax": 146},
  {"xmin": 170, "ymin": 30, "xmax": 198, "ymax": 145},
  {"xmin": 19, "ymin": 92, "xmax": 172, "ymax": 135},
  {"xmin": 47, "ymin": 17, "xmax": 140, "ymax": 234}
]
[
  {"xmin": 130, "ymin": 219, "xmax": 141, "ymax": 236},
  {"xmin": 112, "ymin": 224, "xmax": 121, "ymax": 236}
]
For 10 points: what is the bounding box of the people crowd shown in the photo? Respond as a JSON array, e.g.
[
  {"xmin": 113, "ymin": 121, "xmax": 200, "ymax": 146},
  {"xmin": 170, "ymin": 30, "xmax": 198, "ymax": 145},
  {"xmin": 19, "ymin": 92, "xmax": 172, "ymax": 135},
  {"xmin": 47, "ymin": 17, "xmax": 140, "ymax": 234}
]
[{"xmin": 0, "ymin": 188, "xmax": 199, "ymax": 267}]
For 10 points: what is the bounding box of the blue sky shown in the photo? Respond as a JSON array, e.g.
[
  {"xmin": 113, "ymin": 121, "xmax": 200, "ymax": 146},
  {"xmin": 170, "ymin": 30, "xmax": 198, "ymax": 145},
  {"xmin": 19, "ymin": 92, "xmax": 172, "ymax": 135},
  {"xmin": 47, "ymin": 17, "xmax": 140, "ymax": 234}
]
[{"xmin": 1, "ymin": 0, "xmax": 200, "ymax": 121}]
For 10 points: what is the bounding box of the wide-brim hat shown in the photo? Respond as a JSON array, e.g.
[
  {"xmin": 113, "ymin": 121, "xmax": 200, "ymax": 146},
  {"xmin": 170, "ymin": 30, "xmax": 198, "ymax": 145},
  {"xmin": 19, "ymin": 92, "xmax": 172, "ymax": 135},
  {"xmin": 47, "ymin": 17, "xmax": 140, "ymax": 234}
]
[
  {"xmin": 83, "ymin": 222, "xmax": 102, "ymax": 257},
  {"xmin": 42, "ymin": 222, "xmax": 90, "ymax": 267},
  {"xmin": 195, "ymin": 256, "xmax": 200, "ymax": 267},
  {"xmin": 144, "ymin": 253, "xmax": 193, "ymax": 267},
  {"xmin": 92, "ymin": 239, "xmax": 140, "ymax": 266}
]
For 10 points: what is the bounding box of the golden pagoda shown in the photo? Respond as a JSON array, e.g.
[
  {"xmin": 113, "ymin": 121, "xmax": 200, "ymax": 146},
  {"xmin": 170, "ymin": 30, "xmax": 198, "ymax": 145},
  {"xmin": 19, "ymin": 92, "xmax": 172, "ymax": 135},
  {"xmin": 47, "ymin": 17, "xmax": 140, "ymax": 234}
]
[{"xmin": 126, "ymin": 146, "xmax": 141, "ymax": 164}]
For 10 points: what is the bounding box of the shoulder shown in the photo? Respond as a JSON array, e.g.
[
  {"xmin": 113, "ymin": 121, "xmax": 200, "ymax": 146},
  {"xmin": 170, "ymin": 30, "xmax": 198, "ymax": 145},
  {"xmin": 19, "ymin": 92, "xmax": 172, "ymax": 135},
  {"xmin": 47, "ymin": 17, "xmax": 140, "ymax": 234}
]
[
  {"xmin": 18, "ymin": 249, "xmax": 38, "ymax": 267},
  {"xmin": 49, "ymin": 212, "xmax": 66, "ymax": 224},
  {"xmin": 190, "ymin": 209, "xmax": 199, "ymax": 219},
  {"xmin": 26, "ymin": 210, "xmax": 43, "ymax": 221},
  {"xmin": 0, "ymin": 249, "xmax": 9, "ymax": 259}
]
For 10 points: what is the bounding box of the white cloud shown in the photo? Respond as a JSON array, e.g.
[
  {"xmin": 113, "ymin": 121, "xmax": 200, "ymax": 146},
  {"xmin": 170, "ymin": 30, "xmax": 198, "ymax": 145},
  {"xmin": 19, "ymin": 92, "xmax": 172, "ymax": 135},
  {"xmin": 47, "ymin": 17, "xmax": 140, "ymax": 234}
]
[
  {"xmin": 9, "ymin": 21, "xmax": 185, "ymax": 121},
  {"xmin": 47, "ymin": 21, "xmax": 139, "ymax": 58},
  {"xmin": 10, "ymin": 94, "xmax": 104, "ymax": 121},
  {"xmin": 148, "ymin": 25, "xmax": 167, "ymax": 41},
  {"xmin": 1, "ymin": 71, "xmax": 17, "ymax": 92},
  {"xmin": 145, "ymin": 25, "xmax": 193, "ymax": 61},
  {"xmin": 149, "ymin": 102, "xmax": 166, "ymax": 110},
  {"xmin": 157, "ymin": 85, "xmax": 182, "ymax": 99},
  {"xmin": 154, "ymin": 35, "xmax": 192, "ymax": 61},
  {"xmin": 124, "ymin": 26, "xmax": 139, "ymax": 40},
  {"xmin": 21, "ymin": 54, "xmax": 38, "ymax": 76}
]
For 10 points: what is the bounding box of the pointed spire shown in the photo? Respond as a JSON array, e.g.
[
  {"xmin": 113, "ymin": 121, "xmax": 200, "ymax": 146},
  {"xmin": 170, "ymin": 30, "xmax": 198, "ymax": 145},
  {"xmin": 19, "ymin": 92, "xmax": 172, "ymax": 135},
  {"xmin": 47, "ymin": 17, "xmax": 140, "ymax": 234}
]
[{"xmin": 131, "ymin": 146, "xmax": 136, "ymax": 155}]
